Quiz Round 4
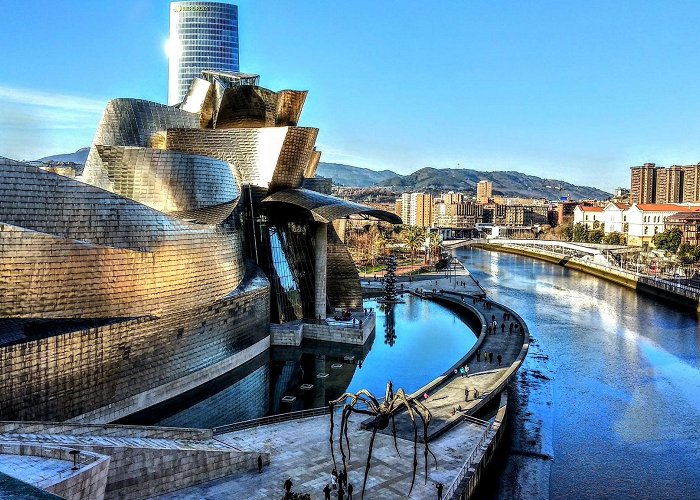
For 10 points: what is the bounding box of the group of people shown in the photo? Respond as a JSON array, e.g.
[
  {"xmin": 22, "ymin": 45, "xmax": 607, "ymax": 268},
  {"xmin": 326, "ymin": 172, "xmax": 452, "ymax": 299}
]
[
  {"xmin": 324, "ymin": 467, "xmax": 353, "ymax": 500},
  {"xmin": 476, "ymin": 349, "xmax": 502, "ymax": 366}
]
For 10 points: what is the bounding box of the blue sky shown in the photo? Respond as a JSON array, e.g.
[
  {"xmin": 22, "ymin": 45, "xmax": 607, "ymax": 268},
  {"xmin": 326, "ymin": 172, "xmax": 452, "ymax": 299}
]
[{"xmin": 1, "ymin": 0, "xmax": 700, "ymax": 191}]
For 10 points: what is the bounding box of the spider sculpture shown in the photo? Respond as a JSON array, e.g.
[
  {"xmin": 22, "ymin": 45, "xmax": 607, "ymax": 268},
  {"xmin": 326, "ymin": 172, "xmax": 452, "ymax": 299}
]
[{"xmin": 328, "ymin": 381, "xmax": 437, "ymax": 498}]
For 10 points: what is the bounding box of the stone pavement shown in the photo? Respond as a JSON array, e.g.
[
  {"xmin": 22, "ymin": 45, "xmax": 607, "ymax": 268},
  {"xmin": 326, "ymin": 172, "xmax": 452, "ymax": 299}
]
[
  {"xmin": 152, "ymin": 412, "xmax": 487, "ymax": 499},
  {"xmin": 0, "ymin": 455, "xmax": 76, "ymax": 489}
]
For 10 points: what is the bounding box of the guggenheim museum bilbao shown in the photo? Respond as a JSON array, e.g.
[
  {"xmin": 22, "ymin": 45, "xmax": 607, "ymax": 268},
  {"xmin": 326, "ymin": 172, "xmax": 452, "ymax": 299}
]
[{"xmin": 0, "ymin": 70, "xmax": 399, "ymax": 423}]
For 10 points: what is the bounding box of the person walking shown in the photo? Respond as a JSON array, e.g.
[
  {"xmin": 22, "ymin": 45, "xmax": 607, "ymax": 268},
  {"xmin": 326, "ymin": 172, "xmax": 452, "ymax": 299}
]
[
  {"xmin": 501, "ymin": 323, "xmax": 505, "ymax": 333},
  {"xmin": 323, "ymin": 484, "xmax": 332, "ymax": 500},
  {"xmin": 489, "ymin": 352, "xmax": 494, "ymax": 363},
  {"xmin": 436, "ymin": 482, "xmax": 444, "ymax": 499},
  {"xmin": 509, "ymin": 322, "xmax": 514, "ymax": 335},
  {"xmin": 284, "ymin": 478, "xmax": 293, "ymax": 496},
  {"xmin": 257, "ymin": 455, "xmax": 263, "ymax": 473},
  {"xmin": 476, "ymin": 349, "xmax": 481, "ymax": 362},
  {"xmin": 465, "ymin": 387, "xmax": 469, "ymax": 401},
  {"xmin": 464, "ymin": 365, "xmax": 469, "ymax": 377},
  {"xmin": 497, "ymin": 354, "xmax": 502, "ymax": 366},
  {"xmin": 338, "ymin": 483, "xmax": 345, "ymax": 500},
  {"xmin": 347, "ymin": 483, "xmax": 353, "ymax": 500}
]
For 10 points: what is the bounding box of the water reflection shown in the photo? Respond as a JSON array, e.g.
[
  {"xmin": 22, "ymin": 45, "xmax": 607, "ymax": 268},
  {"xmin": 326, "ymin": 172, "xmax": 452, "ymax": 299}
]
[
  {"xmin": 456, "ymin": 247, "xmax": 700, "ymax": 499},
  {"xmin": 125, "ymin": 294, "xmax": 477, "ymax": 428}
]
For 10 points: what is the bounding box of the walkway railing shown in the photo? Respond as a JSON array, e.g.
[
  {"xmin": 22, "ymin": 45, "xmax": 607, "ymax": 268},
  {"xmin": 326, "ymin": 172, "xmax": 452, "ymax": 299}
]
[
  {"xmin": 213, "ymin": 407, "xmax": 331, "ymax": 435},
  {"xmin": 442, "ymin": 423, "xmax": 492, "ymax": 500},
  {"xmin": 490, "ymin": 242, "xmax": 700, "ymax": 302}
]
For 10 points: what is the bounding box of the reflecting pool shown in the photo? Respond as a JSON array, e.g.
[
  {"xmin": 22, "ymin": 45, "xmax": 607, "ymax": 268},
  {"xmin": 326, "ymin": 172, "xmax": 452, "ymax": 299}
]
[{"xmin": 122, "ymin": 294, "xmax": 477, "ymax": 428}]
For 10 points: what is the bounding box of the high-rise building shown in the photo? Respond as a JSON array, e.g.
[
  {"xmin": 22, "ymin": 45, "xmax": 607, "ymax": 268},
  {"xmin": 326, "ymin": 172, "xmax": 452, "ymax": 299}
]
[
  {"xmin": 168, "ymin": 1, "xmax": 239, "ymax": 104},
  {"xmin": 476, "ymin": 180, "xmax": 492, "ymax": 203},
  {"xmin": 399, "ymin": 192, "xmax": 433, "ymax": 228},
  {"xmin": 630, "ymin": 162, "xmax": 700, "ymax": 204},
  {"xmin": 630, "ymin": 163, "xmax": 656, "ymax": 204}
]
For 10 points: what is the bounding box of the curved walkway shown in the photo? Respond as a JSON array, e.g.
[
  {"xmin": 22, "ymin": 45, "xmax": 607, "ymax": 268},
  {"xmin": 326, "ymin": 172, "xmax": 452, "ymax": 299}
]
[
  {"xmin": 158, "ymin": 265, "xmax": 529, "ymax": 499},
  {"xmin": 384, "ymin": 291, "xmax": 528, "ymax": 442}
]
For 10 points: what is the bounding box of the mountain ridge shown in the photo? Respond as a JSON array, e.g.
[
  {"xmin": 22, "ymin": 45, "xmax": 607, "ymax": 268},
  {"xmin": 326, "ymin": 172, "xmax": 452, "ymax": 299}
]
[{"xmin": 319, "ymin": 163, "xmax": 610, "ymax": 200}]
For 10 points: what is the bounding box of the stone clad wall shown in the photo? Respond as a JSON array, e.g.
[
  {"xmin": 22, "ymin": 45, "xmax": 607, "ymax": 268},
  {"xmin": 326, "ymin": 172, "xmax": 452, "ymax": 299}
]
[{"xmin": 0, "ymin": 271, "xmax": 270, "ymax": 422}]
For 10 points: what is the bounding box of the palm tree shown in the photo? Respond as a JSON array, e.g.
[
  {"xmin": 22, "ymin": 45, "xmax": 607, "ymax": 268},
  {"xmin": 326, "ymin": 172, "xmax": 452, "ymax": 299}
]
[
  {"xmin": 425, "ymin": 231, "xmax": 443, "ymax": 264},
  {"xmin": 403, "ymin": 225, "xmax": 426, "ymax": 272}
]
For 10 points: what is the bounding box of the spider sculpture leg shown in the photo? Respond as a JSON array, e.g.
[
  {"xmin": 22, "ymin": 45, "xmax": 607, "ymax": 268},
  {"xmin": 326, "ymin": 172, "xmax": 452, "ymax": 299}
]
[
  {"xmin": 361, "ymin": 423, "xmax": 379, "ymax": 499},
  {"xmin": 329, "ymin": 393, "xmax": 379, "ymax": 471},
  {"xmin": 391, "ymin": 413, "xmax": 401, "ymax": 457}
]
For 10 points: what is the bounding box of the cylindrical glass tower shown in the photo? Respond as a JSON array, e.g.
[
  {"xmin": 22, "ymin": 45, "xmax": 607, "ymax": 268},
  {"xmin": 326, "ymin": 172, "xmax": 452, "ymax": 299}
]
[{"xmin": 168, "ymin": 1, "xmax": 239, "ymax": 105}]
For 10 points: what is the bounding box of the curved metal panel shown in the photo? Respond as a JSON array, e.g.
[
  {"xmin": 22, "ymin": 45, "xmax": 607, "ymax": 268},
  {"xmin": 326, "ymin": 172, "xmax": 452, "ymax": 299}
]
[
  {"xmin": 262, "ymin": 188, "xmax": 403, "ymax": 224},
  {"xmin": 326, "ymin": 224, "xmax": 363, "ymax": 309},
  {"xmin": 86, "ymin": 145, "xmax": 239, "ymax": 220},
  {"xmin": 214, "ymin": 86, "xmax": 307, "ymax": 128},
  {"xmin": 0, "ymin": 161, "xmax": 245, "ymax": 319},
  {"xmin": 161, "ymin": 127, "xmax": 317, "ymax": 190},
  {"xmin": 304, "ymin": 149, "xmax": 322, "ymax": 179},
  {"xmin": 269, "ymin": 128, "xmax": 318, "ymax": 192}
]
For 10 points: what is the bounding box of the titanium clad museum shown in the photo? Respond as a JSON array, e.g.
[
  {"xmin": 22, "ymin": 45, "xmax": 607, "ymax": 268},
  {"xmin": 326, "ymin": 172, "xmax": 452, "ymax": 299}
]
[{"xmin": 0, "ymin": 71, "xmax": 399, "ymax": 423}]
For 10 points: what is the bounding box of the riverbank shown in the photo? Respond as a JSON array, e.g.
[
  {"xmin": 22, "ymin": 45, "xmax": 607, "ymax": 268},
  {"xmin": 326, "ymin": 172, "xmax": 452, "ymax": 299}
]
[
  {"xmin": 455, "ymin": 247, "xmax": 700, "ymax": 500},
  {"xmin": 474, "ymin": 241, "xmax": 700, "ymax": 312}
]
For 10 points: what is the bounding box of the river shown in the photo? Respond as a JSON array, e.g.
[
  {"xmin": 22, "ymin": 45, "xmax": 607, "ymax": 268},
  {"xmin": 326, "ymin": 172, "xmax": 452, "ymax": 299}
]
[{"xmin": 455, "ymin": 247, "xmax": 700, "ymax": 500}]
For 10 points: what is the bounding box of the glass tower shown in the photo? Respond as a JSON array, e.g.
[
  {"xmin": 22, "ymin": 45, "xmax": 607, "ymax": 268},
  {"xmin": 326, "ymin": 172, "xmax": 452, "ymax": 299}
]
[{"xmin": 168, "ymin": 1, "xmax": 239, "ymax": 105}]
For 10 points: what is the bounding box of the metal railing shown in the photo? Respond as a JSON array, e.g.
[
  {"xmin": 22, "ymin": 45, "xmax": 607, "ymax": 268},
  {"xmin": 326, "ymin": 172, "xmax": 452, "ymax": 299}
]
[
  {"xmin": 27, "ymin": 445, "xmax": 100, "ymax": 488},
  {"xmin": 213, "ymin": 406, "xmax": 331, "ymax": 435},
  {"xmin": 442, "ymin": 423, "xmax": 493, "ymax": 500},
  {"xmin": 492, "ymin": 242, "xmax": 700, "ymax": 301}
]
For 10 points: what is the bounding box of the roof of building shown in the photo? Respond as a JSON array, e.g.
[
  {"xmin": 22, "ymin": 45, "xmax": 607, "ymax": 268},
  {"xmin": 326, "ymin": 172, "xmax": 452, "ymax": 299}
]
[
  {"xmin": 666, "ymin": 211, "xmax": 700, "ymax": 221},
  {"xmin": 635, "ymin": 203, "xmax": 700, "ymax": 212},
  {"xmin": 262, "ymin": 188, "xmax": 403, "ymax": 224},
  {"xmin": 577, "ymin": 206, "xmax": 604, "ymax": 212}
]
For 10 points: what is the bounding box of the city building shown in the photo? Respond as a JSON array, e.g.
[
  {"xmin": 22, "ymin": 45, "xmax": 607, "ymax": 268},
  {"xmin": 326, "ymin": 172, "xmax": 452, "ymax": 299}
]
[
  {"xmin": 602, "ymin": 202, "xmax": 630, "ymax": 235},
  {"xmin": 573, "ymin": 205, "xmax": 604, "ymax": 229},
  {"xmin": 476, "ymin": 180, "xmax": 492, "ymax": 203},
  {"xmin": 0, "ymin": 71, "xmax": 398, "ymax": 424},
  {"xmin": 556, "ymin": 200, "xmax": 578, "ymax": 225},
  {"xmin": 630, "ymin": 163, "xmax": 657, "ymax": 204},
  {"xmin": 629, "ymin": 162, "xmax": 700, "ymax": 204},
  {"xmin": 434, "ymin": 200, "xmax": 483, "ymax": 229},
  {"xmin": 665, "ymin": 212, "xmax": 700, "ymax": 247},
  {"xmin": 399, "ymin": 192, "xmax": 433, "ymax": 228},
  {"xmin": 625, "ymin": 203, "xmax": 697, "ymax": 247},
  {"xmin": 441, "ymin": 191, "xmax": 464, "ymax": 204},
  {"xmin": 168, "ymin": 1, "xmax": 240, "ymax": 104}
]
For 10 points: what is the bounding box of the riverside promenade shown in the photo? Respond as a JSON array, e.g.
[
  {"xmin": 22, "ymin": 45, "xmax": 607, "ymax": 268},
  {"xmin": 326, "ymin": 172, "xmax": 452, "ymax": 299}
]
[{"xmin": 157, "ymin": 261, "xmax": 528, "ymax": 500}]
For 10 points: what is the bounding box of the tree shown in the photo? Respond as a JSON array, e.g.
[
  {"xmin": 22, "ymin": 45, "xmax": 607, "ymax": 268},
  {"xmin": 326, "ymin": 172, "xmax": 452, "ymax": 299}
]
[
  {"xmin": 652, "ymin": 228, "xmax": 682, "ymax": 253},
  {"xmin": 562, "ymin": 223, "xmax": 574, "ymax": 242},
  {"xmin": 403, "ymin": 225, "xmax": 426, "ymax": 271},
  {"xmin": 572, "ymin": 223, "xmax": 588, "ymax": 243},
  {"xmin": 587, "ymin": 228, "xmax": 604, "ymax": 244},
  {"xmin": 677, "ymin": 243, "xmax": 700, "ymax": 264},
  {"xmin": 602, "ymin": 232, "xmax": 623, "ymax": 245},
  {"xmin": 425, "ymin": 231, "xmax": 442, "ymax": 264}
]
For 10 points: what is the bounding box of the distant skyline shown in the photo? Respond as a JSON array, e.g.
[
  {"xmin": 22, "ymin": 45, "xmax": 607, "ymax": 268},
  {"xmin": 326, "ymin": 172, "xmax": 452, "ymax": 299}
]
[{"xmin": 2, "ymin": 0, "xmax": 700, "ymax": 192}]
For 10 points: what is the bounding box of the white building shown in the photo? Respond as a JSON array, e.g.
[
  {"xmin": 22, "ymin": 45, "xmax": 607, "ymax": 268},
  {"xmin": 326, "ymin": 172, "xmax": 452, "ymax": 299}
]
[
  {"xmin": 625, "ymin": 203, "xmax": 696, "ymax": 246},
  {"xmin": 573, "ymin": 205, "xmax": 604, "ymax": 230},
  {"xmin": 602, "ymin": 202, "xmax": 630, "ymax": 234}
]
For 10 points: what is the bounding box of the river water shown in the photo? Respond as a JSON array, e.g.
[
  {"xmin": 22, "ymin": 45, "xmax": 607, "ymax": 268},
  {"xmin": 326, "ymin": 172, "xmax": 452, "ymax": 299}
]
[{"xmin": 455, "ymin": 247, "xmax": 700, "ymax": 500}]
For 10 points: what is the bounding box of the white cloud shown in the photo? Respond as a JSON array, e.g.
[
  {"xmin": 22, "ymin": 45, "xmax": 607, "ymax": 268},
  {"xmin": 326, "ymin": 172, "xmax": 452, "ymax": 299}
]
[
  {"xmin": 0, "ymin": 85, "xmax": 106, "ymax": 114},
  {"xmin": 0, "ymin": 85, "xmax": 107, "ymax": 160}
]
